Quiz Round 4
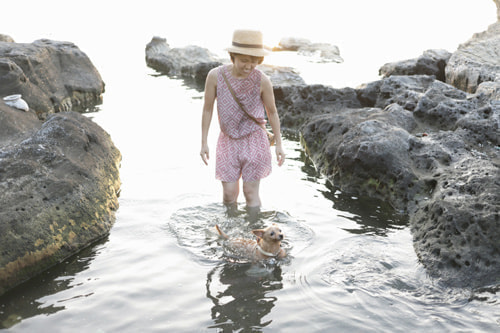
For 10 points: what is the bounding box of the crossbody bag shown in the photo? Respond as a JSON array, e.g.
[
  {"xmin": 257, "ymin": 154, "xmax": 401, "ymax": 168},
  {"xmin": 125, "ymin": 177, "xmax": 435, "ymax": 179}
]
[{"xmin": 221, "ymin": 69, "xmax": 276, "ymax": 146}]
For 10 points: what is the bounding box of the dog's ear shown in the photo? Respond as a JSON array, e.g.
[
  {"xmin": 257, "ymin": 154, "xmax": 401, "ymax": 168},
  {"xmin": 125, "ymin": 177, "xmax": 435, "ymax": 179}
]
[{"xmin": 252, "ymin": 229, "xmax": 265, "ymax": 238}]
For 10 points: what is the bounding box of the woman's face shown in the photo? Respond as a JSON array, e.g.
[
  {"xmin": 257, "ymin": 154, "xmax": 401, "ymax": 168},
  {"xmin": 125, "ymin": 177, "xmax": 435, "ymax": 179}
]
[{"xmin": 232, "ymin": 54, "xmax": 260, "ymax": 78}]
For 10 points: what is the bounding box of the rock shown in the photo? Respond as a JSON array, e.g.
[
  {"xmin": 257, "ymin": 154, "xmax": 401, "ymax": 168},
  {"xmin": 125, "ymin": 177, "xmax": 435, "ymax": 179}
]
[
  {"xmin": 300, "ymin": 103, "xmax": 422, "ymax": 212},
  {"xmin": 0, "ymin": 39, "xmax": 120, "ymax": 296},
  {"xmin": 374, "ymin": 75, "xmax": 436, "ymax": 111},
  {"xmin": 298, "ymin": 43, "xmax": 344, "ymax": 63},
  {"xmin": 0, "ymin": 39, "xmax": 105, "ymax": 119},
  {"xmin": 274, "ymin": 84, "xmax": 362, "ymax": 130},
  {"xmin": 379, "ymin": 49, "xmax": 452, "ymax": 82},
  {"xmin": 145, "ymin": 36, "xmax": 306, "ymax": 88},
  {"xmin": 411, "ymin": 131, "xmax": 500, "ymax": 288},
  {"xmin": 0, "ymin": 106, "xmax": 121, "ymax": 296},
  {"xmin": 0, "ymin": 34, "xmax": 14, "ymax": 43},
  {"xmin": 145, "ymin": 36, "xmax": 222, "ymax": 87},
  {"xmin": 259, "ymin": 64, "xmax": 305, "ymax": 86},
  {"xmin": 277, "ymin": 69, "xmax": 499, "ymax": 287},
  {"xmin": 475, "ymin": 80, "xmax": 500, "ymax": 101},
  {"xmin": 0, "ymin": 98, "xmax": 40, "ymax": 143},
  {"xmin": 274, "ymin": 37, "xmax": 312, "ymax": 51},
  {"xmin": 445, "ymin": 22, "xmax": 500, "ymax": 93},
  {"xmin": 274, "ymin": 37, "xmax": 344, "ymax": 63}
]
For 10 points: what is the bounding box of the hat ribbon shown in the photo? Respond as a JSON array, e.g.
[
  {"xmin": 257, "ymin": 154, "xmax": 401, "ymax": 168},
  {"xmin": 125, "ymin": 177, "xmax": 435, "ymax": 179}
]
[{"xmin": 232, "ymin": 41, "xmax": 263, "ymax": 49}]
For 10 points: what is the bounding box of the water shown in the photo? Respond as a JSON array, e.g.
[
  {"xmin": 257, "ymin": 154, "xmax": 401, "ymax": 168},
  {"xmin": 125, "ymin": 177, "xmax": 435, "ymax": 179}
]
[{"xmin": 1, "ymin": 0, "xmax": 499, "ymax": 331}]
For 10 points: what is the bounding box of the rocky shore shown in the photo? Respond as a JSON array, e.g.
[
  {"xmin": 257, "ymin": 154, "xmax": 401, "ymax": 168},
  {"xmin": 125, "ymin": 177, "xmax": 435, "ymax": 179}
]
[
  {"xmin": 280, "ymin": 24, "xmax": 499, "ymax": 287},
  {"xmin": 0, "ymin": 38, "xmax": 120, "ymax": 295},
  {"xmin": 146, "ymin": 3, "xmax": 499, "ymax": 288}
]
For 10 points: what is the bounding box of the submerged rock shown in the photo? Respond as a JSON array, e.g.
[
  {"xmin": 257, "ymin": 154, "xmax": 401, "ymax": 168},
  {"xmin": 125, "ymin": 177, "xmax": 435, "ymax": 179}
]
[{"xmin": 0, "ymin": 39, "xmax": 105, "ymax": 119}]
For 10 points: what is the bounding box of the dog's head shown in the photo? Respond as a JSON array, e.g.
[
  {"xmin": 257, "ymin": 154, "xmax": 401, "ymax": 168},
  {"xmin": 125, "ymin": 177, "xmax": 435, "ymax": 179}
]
[{"xmin": 252, "ymin": 223, "xmax": 284, "ymax": 243}]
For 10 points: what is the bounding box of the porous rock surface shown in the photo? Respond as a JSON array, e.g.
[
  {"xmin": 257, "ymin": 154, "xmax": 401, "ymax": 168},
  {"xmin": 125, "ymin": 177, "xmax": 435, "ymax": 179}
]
[
  {"xmin": 0, "ymin": 39, "xmax": 120, "ymax": 295},
  {"xmin": 275, "ymin": 16, "xmax": 499, "ymax": 287}
]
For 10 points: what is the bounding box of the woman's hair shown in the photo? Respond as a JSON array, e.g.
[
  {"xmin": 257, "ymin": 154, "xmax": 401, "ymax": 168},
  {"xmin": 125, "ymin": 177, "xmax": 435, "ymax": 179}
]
[{"xmin": 229, "ymin": 52, "xmax": 264, "ymax": 65}]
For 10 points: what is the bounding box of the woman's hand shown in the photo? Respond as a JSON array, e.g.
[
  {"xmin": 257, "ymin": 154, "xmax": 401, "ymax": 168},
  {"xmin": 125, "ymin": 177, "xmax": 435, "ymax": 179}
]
[
  {"xmin": 275, "ymin": 144, "xmax": 285, "ymax": 167},
  {"xmin": 200, "ymin": 144, "xmax": 210, "ymax": 165}
]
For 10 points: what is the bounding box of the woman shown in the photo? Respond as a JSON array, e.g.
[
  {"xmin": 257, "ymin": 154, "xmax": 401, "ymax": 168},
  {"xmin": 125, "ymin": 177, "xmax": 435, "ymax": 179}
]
[{"xmin": 200, "ymin": 29, "xmax": 285, "ymax": 213}]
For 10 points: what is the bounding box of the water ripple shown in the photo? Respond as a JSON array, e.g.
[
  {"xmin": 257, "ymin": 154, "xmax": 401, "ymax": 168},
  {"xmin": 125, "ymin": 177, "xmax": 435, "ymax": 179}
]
[{"xmin": 166, "ymin": 203, "xmax": 314, "ymax": 265}]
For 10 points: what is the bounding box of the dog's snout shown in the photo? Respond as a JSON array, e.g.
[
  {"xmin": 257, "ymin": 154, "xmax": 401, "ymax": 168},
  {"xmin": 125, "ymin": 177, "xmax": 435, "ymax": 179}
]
[{"xmin": 279, "ymin": 234, "xmax": 283, "ymax": 240}]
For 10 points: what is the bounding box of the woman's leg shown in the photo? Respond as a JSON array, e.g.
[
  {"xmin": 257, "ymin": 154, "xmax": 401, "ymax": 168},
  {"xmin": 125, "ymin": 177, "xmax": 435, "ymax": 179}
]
[
  {"xmin": 222, "ymin": 181, "xmax": 239, "ymax": 205},
  {"xmin": 242, "ymin": 180, "xmax": 261, "ymax": 208}
]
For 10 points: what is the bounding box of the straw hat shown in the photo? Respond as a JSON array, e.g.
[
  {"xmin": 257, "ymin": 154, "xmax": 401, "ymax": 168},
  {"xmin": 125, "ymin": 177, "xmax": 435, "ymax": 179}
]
[{"xmin": 225, "ymin": 29, "xmax": 269, "ymax": 57}]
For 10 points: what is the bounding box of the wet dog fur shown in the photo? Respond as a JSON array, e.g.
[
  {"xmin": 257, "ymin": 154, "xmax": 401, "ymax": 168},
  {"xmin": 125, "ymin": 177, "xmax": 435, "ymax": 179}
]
[{"xmin": 215, "ymin": 223, "xmax": 286, "ymax": 261}]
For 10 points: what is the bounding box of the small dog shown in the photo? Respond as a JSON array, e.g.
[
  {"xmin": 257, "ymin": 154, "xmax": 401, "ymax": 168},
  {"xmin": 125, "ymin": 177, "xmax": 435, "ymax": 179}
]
[{"xmin": 215, "ymin": 223, "xmax": 286, "ymax": 261}]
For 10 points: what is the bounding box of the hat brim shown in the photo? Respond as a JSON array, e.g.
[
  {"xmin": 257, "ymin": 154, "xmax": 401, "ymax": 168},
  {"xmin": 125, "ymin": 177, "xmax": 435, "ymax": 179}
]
[{"xmin": 225, "ymin": 46, "xmax": 270, "ymax": 57}]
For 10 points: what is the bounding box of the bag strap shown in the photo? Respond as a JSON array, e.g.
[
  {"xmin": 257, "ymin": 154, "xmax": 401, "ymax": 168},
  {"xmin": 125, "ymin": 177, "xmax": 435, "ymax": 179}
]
[{"xmin": 221, "ymin": 67, "xmax": 264, "ymax": 127}]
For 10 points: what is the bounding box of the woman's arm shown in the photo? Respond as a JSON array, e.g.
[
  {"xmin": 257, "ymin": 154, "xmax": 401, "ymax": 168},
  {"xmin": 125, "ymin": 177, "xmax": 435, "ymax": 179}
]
[
  {"xmin": 261, "ymin": 74, "xmax": 285, "ymax": 166},
  {"xmin": 200, "ymin": 68, "xmax": 218, "ymax": 165}
]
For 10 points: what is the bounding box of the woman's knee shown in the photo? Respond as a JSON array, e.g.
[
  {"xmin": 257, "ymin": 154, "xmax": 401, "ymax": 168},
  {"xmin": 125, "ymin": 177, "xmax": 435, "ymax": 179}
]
[
  {"xmin": 243, "ymin": 181, "xmax": 261, "ymax": 206},
  {"xmin": 222, "ymin": 181, "xmax": 239, "ymax": 203}
]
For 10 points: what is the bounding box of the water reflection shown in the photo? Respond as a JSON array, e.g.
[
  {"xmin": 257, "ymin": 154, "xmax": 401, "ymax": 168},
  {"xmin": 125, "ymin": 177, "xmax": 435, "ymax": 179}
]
[
  {"xmin": 294, "ymin": 149, "xmax": 409, "ymax": 236},
  {"xmin": 148, "ymin": 72, "xmax": 206, "ymax": 92},
  {"xmin": 321, "ymin": 182, "xmax": 408, "ymax": 236},
  {"xmin": 0, "ymin": 238, "xmax": 107, "ymax": 329},
  {"xmin": 206, "ymin": 262, "xmax": 283, "ymax": 331}
]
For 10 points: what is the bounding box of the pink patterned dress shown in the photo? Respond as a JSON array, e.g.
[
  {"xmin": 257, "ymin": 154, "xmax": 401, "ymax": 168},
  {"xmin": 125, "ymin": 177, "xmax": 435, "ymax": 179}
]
[{"xmin": 215, "ymin": 65, "xmax": 272, "ymax": 182}]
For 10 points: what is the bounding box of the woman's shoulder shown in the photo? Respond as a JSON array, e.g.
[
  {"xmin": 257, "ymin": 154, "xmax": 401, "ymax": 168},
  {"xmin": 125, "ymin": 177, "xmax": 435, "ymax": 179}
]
[
  {"xmin": 209, "ymin": 64, "xmax": 231, "ymax": 77},
  {"xmin": 206, "ymin": 66, "xmax": 222, "ymax": 88},
  {"xmin": 208, "ymin": 65, "xmax": 222, "ymax": 79},
  {"xmin": 258, "ymin": 69, "xmax": 272, "ymax": 86}
]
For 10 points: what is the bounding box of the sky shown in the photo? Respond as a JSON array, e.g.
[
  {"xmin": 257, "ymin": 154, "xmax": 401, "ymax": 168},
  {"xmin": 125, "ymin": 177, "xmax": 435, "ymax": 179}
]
[{"xmin": 2, "ymin": 0, "xmax": 497, "ymax": 86}]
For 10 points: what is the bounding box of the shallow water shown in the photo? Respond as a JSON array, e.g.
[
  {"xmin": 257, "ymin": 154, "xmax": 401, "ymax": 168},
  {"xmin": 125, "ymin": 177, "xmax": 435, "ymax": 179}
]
[{"xmin": 1, "ymin": 1, "xmax": 500, "ymax": 330}]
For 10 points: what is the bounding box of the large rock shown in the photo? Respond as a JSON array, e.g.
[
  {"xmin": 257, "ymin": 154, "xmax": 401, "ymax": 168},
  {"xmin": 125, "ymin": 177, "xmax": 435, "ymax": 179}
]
[
  {"xmin": 0, "ymin": 106, "xmax": 121, "ymax": 295},
  {"xmin": 145, "ymin": 36, "xmax": 306, "ymax": 88},
  {"xmin": 411, "ymin": 130, "xmax": 499, "ymax": 288},
  {"xmin": 276, "ymin": 66, "xmax": 499, "ymax": 288},
  {"xmin": 379, "ymin": 49, "xmax": 452, "ymax": 82},
  {"xmin": 145, "ymin": 36, "xmax": 222, "ymax": 87},
  {"xmin": 0, "ymin": 39, "xmax": 105, "ymax": 119},
  {"xmin": 275, "ymin": 8, "xmax": 500, "ymax": 287},
  {"xmin": 273, "ymin": 84, "xmax": 362, "ymax": 130},
  {"xmin": 445, "ymin": 21, "xmax": 500, "ymax": 94},
  {"xmin": 0, "ymin": 39, "xmax": 120, "ymax": 295}
]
